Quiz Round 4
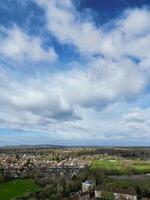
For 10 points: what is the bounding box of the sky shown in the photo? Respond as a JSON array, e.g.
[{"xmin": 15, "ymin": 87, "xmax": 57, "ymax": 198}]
[{"xmin": 0, "ymin": 0, "xmax": 150, "ymax": 146}]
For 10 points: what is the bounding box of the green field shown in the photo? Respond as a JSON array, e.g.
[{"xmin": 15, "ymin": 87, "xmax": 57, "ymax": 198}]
[
  {"xmin": 0, "ymin": 179, "xmax": 40, "ymax": 200},
  {"xmin": 91, "ymin": 159, "xmax": 150, "ymax": 174}
]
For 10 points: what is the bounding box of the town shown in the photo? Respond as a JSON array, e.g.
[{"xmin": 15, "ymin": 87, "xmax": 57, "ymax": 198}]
[{"xmin": 0, "ymin": 146, "xmax": 150, "ymax": 200}]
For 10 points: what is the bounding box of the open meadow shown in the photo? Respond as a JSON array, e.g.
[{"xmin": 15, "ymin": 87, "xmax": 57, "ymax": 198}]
[
  {"xmin": 0, "ymin": 179, "xmax": 40, "ymax": 200},
  {"xmin": 91, "ymin": 159, "xmax": 150, "ymax": 175}
]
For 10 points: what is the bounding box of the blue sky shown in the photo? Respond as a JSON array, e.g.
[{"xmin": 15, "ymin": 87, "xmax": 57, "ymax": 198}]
[{"xmin": 0, "ymin": 0, "xmax": 150, "ymax": 146}]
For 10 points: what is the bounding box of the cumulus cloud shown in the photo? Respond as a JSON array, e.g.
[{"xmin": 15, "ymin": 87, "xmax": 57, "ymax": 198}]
[
  {"xmin": 0, "ymin": 55, "xmax": 147, "ymax": 140},
  {"xmin": 35, "ymin": 0, "xmax": 102, "ymax": 55},
  {"xmin": 35, "ymin": 0, "xmax": 150, "ymax": 61},
  {"xmin": 0, "ymin": 26, "xmax": 57, "ymax": 62},
  {"xmin": 119, "ymin": 8, "xmax": 150, "ymax": 35}
]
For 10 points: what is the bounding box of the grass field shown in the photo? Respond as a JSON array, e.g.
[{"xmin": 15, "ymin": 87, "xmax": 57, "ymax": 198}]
[
  {"xmin": 0, "ymin": 179, "xmax": 40, "ymax": 200},
  {"xmin": 91, "ymin": 159, "xmax": 150, "ymax": 174}
]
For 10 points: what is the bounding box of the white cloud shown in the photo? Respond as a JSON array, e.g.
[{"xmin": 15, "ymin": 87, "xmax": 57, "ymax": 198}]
[
  {"xmin": 35, "ymin": 0, "xmax": 102, "ymax": 55},
  {"xmin": 122, "ymin": 107, "xmax": 150, "ymax": 138},
  {"xmin": 35, "ymin": 0, "xmax": 150, "ymax": 62},
  {"xmin": 0, "ymin": 1, "xmax": 150, "ymax": 144},
  {"xmin": 119, "ymin": 8, "xmax": 150, "ymax": 35},
  {"xmin": 0, "ymin": 26, "xmax": 57, "ymax": 62},
  {"xmin": 0, "ymin": 54, "xmax": 147, "ymax": 141}
]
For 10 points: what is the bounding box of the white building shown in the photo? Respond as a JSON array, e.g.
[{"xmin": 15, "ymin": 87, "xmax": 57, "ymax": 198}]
[
  {"xmin": 95, "ymin": 190, "xmax": 102, "ymax": 198},
  {"xmin": 82, "ymin": 180, "xmax": 95, "ymax": 193}
]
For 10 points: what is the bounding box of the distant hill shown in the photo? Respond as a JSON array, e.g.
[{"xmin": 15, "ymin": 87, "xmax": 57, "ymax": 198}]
[{"xmin": 0, "ymin": 144, "xmax": 65, "ymax": 150}]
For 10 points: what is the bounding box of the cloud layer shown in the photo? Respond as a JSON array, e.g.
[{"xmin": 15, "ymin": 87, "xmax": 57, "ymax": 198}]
[{"xmin": 0, "ymin": 0, "xmax": 150, "ymax": 145}]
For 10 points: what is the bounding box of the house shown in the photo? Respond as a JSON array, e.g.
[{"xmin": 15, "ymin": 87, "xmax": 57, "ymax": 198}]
[{"xmin": 82, "ymin": 180, "xmax": 95, "ymax": 193}]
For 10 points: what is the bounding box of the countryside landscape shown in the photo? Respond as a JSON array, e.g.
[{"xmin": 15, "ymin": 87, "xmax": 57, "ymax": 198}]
[
  {"xmin": 0, "ymin": 0, "xmax": 150, "ymax": 199},
  {"xmin": 0, "ymin": 146, "xmax": 150, "ymax": 199}
]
